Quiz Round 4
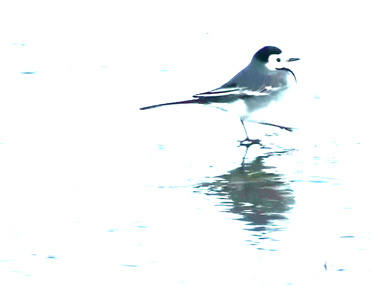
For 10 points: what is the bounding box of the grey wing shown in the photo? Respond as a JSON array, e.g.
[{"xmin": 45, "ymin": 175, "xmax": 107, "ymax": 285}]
[
  {"xmin": 219, "ymin": 65, "xmax": 267, "ymax": 91},
  {"xmin": 193, "ymin": 67, "xmax": 269, "ymax": 101},
  {"xmin": 193, "ymin": 86, "xmax": 268, "ymax": 104},
  {"xmin": 193, "ymin": 66, "xmax": 289, "ymax": 103}
]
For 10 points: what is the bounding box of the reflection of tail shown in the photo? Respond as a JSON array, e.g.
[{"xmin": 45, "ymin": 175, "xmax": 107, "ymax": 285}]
[{"xmin": 140, "ymin": 98, "xmax": 206, "ymax": 110}]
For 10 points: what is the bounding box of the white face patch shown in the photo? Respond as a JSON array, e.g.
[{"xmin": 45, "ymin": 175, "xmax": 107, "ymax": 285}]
[{"xmin": 265, "ymin": 54, "xmax": 285, "ymax": 71}]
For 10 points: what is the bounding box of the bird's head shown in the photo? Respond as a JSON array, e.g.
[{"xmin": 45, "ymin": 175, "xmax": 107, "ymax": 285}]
[{"xmin": 253, "ymin": 46, "xmax": 300, "ymax": 71}]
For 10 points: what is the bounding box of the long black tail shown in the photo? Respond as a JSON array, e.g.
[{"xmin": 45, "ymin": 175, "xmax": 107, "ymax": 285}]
[{"xmin": 140, "ymin": 98, "xmax": 205, "ymax": 110}]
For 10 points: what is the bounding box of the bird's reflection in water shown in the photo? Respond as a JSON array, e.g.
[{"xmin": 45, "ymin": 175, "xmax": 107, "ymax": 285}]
[{"xmin": 197, "ymin": 145, "xmax": 295, "ymax": 244}]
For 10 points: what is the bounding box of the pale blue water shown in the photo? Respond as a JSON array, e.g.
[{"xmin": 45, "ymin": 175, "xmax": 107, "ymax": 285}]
[{"xmin": 1, "ymin": 1, "xmax": 371, "ymax": 285}]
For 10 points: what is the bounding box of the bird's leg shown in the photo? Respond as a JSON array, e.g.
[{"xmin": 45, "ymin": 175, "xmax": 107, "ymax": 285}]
[
  {"xmin": 258, "ymin": 122, "xmax": 295, "ymax": 132},
  {"xmin": 239, "ymin": 120, "xmax": 261, "ymax": 145}
]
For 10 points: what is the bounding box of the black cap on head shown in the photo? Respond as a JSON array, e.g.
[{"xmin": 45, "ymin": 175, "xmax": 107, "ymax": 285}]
[{"xmin": 253, "ymin": 46, "xmax": 282, "ymax": 63}]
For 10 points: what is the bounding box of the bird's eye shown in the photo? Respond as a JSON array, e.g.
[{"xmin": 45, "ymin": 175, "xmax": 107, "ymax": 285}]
[{"xmin": 276, "ymin": 58, "xmax": 281, "ymax": 62}]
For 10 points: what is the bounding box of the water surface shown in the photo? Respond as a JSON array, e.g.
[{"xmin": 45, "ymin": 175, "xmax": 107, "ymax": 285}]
[{"xmin": 1, "ymin": 1, "xmax": 371, "ymax": 285}]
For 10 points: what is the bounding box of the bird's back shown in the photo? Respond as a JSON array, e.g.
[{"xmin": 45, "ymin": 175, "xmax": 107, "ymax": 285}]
[{"xmin": 220, "ymin": 61, "xmax": 291, "ymax": 92}]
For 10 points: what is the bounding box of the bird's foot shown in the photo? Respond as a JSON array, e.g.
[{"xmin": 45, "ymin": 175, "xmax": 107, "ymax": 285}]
[
  {"xmin": 280, "ymin": 126, "xmax": 295, "ymax": 132},
  {"xmin": 258, "ymin": 122, "xmax": 295, "ymax": 132},
  {"xmin": 239, "ymin": 138, "xmax": 261, "ymax": 146}
]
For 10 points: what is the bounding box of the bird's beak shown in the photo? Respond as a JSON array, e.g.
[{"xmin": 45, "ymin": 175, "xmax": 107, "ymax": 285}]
[{"xmin": 287, "ymin": 57, "xmax": 300, "ymax": 62}]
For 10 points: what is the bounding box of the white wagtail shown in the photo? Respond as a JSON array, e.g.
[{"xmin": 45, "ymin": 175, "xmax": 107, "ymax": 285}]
[{"xmin": 140, "ymin": 46, "xmax": 299, "ymax": 144}]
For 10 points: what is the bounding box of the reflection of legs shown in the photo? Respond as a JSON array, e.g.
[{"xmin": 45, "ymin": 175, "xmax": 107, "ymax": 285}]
[
  {"xmin": 239, "ymin": 120, "xmax": 261, "ymax": 145},
  {"xmin": 240, "ymin": 141, "xmax": 256, "ymax": 165},
  {"xmin": 258, "ymin": 122, "xmax": 295, "ymax": 132}
]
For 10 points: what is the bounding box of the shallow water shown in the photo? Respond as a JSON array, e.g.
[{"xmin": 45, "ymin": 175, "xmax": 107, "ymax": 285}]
[
  {"xmin": 1, "ymin": 71, "xmax": 370, "ymax": 286},
  {"xmin": 1, "ymin": 1, "xmax": 371, "ymax": 285}
]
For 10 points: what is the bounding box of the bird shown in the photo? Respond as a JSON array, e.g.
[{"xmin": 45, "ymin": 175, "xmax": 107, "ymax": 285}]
[{"xmin": 140, "ymin": 46, "xmax": 300, "ymax": 144}]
